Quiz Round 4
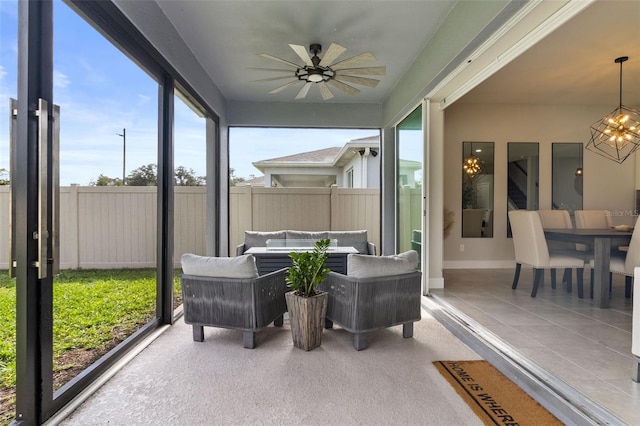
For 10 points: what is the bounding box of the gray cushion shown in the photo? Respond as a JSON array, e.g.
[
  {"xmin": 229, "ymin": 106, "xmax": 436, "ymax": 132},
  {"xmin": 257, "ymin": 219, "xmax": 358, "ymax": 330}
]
[
  {"xmin": 285, "ymin": 230, "xmax": 328, "ymax": 241},
  {"xmin": 328, "ymin": 230, "xmax": 368, "ymax": 253},
  {"xmin": 181, "ymin": 253, "xmax": 259, "ymax": 278},
  {"xmin": 347, "ymin": 250, "xmax": 418, "ymax": 278},
  {"xmin": 244, "ymin": 230, "xmax": 286, "ymax": 249}
]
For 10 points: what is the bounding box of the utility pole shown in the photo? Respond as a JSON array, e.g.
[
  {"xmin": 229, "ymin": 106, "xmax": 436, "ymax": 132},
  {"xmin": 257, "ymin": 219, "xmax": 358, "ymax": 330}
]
[{"xmin": 117, "ymin": 128, "xmax": 126, "ymax": 185}]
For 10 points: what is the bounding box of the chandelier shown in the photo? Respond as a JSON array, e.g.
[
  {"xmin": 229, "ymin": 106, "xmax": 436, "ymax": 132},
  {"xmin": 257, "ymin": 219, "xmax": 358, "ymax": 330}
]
[
  {"xmin": 463, "ymin": 145, "xmax": 483, "ymax": 179},
  {"xmin": 585, "ymin": 56, "xmax": 640, "ymax": 164}
]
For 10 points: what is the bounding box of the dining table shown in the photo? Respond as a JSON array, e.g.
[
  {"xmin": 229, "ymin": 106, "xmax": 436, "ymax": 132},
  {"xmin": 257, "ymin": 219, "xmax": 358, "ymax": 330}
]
[{"xmin": 543, "ymin": 228, "xmax": 633, "ymax": 308}]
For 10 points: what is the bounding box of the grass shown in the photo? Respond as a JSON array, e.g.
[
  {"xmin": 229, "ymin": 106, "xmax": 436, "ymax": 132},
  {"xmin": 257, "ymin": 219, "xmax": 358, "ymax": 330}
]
[{"xmin": 0, "ymin": 269, "xmax": 181, "ymax": 425}]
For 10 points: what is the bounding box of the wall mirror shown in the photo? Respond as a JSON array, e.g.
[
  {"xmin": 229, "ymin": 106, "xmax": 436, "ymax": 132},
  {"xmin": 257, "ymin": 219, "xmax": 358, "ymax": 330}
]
[
  {"xmin": 507, "ymin": 143, "xmax": 539, "ymax": 237},
  {"xmin": 462, "ymin": 142, "xmax": 494, "ymax": 238},
  {"xmin": 552, "ymin": 143, "xmax": 583, "ymax": 216}
]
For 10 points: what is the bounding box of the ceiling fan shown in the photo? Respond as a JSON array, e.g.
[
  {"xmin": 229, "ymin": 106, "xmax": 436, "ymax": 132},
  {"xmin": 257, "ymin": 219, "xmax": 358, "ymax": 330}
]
[{"xmin": 250, "ymin": 43, "xmax": 386, "ymax": 100}]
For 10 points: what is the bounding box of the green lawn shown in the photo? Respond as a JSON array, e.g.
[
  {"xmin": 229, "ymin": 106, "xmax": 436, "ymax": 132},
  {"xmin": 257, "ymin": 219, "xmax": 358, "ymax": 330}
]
[{"xmin": 0, "ymin": 269, "xmax": 181, "ymax": 425}]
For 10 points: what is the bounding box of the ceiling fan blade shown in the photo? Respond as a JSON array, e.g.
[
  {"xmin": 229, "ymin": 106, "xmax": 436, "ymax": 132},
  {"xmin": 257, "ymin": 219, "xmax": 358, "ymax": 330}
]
[
  {"xmin": 257, "ymin": 53, "xmax": 301, "ymax": 69},
  {"xmin": 334, "ymin": 75, "xmax": 380, "ymax": 88},
  {"xmin": 251, "ymin": 75, "xmax": 296, "ymax": 83},
  {"xmin": 328, "ymin": 79, "xmax": 360, "ymax": 96},
  {"xmin": 269, "ymin": 80, "xmax": 301, "ymax": 94},
  {"xmin": 319, "ymin": 43, "xmax": 347, "ymax": 67},
  {"xmin": 295, "ymin": 82, "xmax": 312, "ymax": 99},
  {"xmin": 289, "ymin": 44, "xmax": 313, "ymax": 67},
  {"xmin": 330, "ymin": 52, "xmax": 377, "ymax": 70},
  {"xmin": 247, "ymin": 67, "xmax": 295, "ymax": 73},
  {"xmin": 317, "ymin": 82, "xmax": 334, "ymax": 100},
  {"xmin": 335, "ymin": 66, "xmax": 386, "ymax": 76}
]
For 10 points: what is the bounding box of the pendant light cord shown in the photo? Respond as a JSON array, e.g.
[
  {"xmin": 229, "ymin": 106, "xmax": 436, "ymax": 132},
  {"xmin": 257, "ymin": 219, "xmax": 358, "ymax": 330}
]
[{"xmin": 615, "ymin": 56, "xmax": 628, "ymax": 108}]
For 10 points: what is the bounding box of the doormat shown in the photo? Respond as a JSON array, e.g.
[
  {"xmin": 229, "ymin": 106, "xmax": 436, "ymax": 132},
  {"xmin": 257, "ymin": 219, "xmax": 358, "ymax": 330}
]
[{"xmin": 433, "ymin": 360, "xmax": 563, "ymax": 426}]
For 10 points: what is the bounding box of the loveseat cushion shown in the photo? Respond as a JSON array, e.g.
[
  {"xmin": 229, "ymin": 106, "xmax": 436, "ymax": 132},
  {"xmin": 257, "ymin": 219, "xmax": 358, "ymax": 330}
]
[
  {"xmin": 347, "ymin": 250, "xmax": 418, "ymax": 278},
  {"xmin": 181, "ymin": 253, "xmax": 259, "ymax": 278},
  {"xmin": 244, "ymin": 230, "xmax": 286, "ymax": 250},
  {"xmin": 286, "ymin": 230, "xmax": 329, "ymax": 241},
  {"xmin": 328, "ymin": 230, "xmax": 368, "ymax": 254}
]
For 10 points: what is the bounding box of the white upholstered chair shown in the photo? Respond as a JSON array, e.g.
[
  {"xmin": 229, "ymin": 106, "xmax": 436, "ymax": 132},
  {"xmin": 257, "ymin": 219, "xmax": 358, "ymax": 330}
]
[
  {"xmin": 599, "ymin": 217, "xmax": 640, "ymax": 299},
  {"xmin": 575, "ymin": 209, "xmax": 608, "ymax": 229},
  {"xmin": 537, "ymin": 209, "xmax": 585, "ymax": 292},
  {"xmin": 537, "ymin": 209, "xmax": 573, "ymax": 230},
  {"xmin": 508, "ymin": 210, "xmax": 585, "ymax": 297},
  {"xmin": 575, "ymin": 210, "xmax": 608, "ymax": 253},
  {"xmin": 633, "ymin": 267, "xmax": 640, "ymax": 382},
  {"xmin": 576, "ymin": 209, "xmax": 629, "ymax": 296}
]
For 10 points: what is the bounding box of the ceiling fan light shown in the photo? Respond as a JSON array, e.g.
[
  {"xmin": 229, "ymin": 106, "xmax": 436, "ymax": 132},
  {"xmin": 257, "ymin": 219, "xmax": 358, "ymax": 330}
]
[
  {"xmin": 308, "ymin": 72, "xmax": 324, "ymax": 83},
  {"xmin": 256, "ymin": 42, "xmax": 385, "ymax": 100}
]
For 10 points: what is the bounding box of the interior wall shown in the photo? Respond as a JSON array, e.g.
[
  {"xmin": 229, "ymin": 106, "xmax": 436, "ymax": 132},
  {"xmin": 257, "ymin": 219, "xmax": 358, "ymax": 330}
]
[{"xmin": 443, "ymin": 103, "xmax": 636, "ymax": 268}]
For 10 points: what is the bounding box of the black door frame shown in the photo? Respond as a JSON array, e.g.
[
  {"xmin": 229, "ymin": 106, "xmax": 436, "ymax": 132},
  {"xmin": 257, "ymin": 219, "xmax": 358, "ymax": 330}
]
[
  {"xmin": 14, "ymin": 1, "xmax": 54, "ymax": 422},
  {"xmin": 11, "ymin": 1, "xmax": 195, "ymax": 424}
]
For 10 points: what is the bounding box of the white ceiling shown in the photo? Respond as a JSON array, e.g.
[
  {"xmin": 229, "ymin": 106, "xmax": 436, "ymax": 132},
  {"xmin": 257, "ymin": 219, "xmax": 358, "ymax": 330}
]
[
  {"xmin": 452, "ymin": 0, "xmax": 640, "ymax": 106},
  {"xmin": 155, "ymin": 0, "xmax": 640, "ymax": 108},
  {"xmin": 156, "ymin": 0, "xmax": 456, "ymax": 103}
]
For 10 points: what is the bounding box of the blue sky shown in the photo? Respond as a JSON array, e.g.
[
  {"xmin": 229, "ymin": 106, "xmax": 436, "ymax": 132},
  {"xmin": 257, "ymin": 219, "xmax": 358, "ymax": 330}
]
[{"xmin": 0, "ymin": 0, "xmax": 381, "ymax": 186}]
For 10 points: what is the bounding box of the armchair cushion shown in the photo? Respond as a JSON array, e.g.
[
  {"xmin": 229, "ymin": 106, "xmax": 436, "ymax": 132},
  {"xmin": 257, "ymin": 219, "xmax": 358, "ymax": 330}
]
[
  {"xmin": 347, "ymin": 250, "xmax": 418, "ymax": 278},
  {"xmin": 181, "ymin": 253, "xmax": 259, "ymax": 278},
  {"xmin": 328, "ymin": 230, "xmax": 369, "ymax": 254},
  {"xmin": 244, "ymin": 230, "xmax": 286, "ymax": 250},
  {"xmin": 285, "ymin": 230, "xmax": 328, "ymax": 241}
]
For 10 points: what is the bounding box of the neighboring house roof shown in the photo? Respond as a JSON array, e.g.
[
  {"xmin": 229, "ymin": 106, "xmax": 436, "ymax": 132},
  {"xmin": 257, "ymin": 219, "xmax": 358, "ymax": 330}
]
[
  {"xmin": 399, "ymin": 158, "xmax": 421, "ymax": 171},
  {"xmin": 252, "ymin": 147, "xmax": 342, "ymax": 173},
  {"xmin": 252, "ymin": 135, "xmax": 380, "ymax": 173},
  {"xmin": 236, "ymin": 175, "xmax": 264, "ymax": 187}
]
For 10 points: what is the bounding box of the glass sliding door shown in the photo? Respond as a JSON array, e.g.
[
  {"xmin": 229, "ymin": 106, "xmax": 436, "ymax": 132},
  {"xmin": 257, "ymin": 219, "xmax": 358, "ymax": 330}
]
[
  {"xmin": 173, "ymin": 90, "xmax": 206, "ymax": 311},
  {"xmin": 7, "ymin": 1, "xmax": 182, "ymax": 422},
  {"xmin": 0, "ymin": 0, "xmax": 18, "ymax": 422},
  {"xmin": 51, "ymin": 0, "xmax": 160, "ymax": 397},
  {"xmin": 397, "ymin": 106, "xmax": 422, "ymax": 267}
]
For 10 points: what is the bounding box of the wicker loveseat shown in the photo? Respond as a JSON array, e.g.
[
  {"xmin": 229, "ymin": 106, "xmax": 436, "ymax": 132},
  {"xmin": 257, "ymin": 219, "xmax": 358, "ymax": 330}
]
[
  {"xmin": 180, "ymin": 253, "xmax": 288, "ymax": 349},
  {"xmin": 318, "ymin": 250, "xmax": 422, "ymax": 350},
  {"xmin": 236, "ymin": 229, "xmax": 376, "ymax": 256}
]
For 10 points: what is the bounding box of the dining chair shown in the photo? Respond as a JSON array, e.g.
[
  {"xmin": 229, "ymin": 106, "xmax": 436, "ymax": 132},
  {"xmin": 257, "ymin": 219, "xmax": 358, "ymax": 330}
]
[
  {"xmin": 575, "ymin": 210, "xmax": 608, "ymax": 229},
  {"xmin": 575, "ymin": 210, "xmax": 608, "ymax": 253},
  {"xmin": 537, "ymin": 209, "xmax": 586, "ymax": 292},
  {"xmin": 508, "ymin": 210, "xmax": 585, "ymax": 297},
  {"xmin": 575, "ymin": 209, "xmax": 629, "ymax": 294},
  {"xmin": 599, "ymin": 216, "xmax": 640, "ymax": 299}
]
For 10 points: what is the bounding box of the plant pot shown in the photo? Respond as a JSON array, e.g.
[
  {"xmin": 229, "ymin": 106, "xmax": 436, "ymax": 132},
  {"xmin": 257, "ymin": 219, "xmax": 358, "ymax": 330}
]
[{"xmin": 285, "ymin": 290, "xmax": 328, "ymax": 351}]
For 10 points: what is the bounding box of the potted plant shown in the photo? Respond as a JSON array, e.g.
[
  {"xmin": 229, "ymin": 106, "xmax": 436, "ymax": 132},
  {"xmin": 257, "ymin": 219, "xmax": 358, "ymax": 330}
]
[{"xmin": 285, "ymin": 238, "xmax": 331, "ymax": 351}]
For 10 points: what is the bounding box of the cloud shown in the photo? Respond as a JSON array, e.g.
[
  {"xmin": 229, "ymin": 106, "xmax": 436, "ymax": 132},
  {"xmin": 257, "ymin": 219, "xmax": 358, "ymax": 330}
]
[
  {"xmin": 0, "ymin": 65, "xmax": 6, "ymax": 81},
  {"xmin": 54, "ymin": 70, "xmax": 71, "ymax": 88},
  {"xmin": 137, "ymin": 94, "xmax": 151, "ymax": 106}
]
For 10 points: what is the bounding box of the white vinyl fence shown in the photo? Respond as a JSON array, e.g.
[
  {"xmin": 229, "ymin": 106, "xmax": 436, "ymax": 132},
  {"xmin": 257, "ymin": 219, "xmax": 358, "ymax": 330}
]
[
  {"xmin": 229, "ymin": 186, "xmax": 380, "ymax": 253},
  {"xmin": 1, "ymin": 185, "xmax": 380, "ymax": 270}
]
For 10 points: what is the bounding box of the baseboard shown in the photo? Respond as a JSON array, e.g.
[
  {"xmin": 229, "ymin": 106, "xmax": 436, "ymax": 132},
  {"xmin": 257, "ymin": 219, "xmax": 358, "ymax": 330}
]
[
  {"xmin": 428, "ymin": 277, "xmax": 444, "ymax": 289},
  {"xmin": 443, "ymin": 260, "xmax": 514, "ymax": 269}
]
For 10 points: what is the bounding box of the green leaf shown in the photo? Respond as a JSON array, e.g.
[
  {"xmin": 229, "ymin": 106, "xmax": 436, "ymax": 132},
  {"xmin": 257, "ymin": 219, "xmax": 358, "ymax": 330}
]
[{"xmin": 285, "ymin": 239, "xmax": 331, "ymax": 297}]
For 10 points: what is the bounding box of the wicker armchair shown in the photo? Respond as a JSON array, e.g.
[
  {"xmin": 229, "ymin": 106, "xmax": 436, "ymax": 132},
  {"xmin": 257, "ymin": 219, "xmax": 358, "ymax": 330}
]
[
  {"xmin": 180, "ymin": 254, "xmax": 288, "ymax": 349},
  {"xmin": 318, "ymin": 253, "xmax": 422, "ymax": 351}
]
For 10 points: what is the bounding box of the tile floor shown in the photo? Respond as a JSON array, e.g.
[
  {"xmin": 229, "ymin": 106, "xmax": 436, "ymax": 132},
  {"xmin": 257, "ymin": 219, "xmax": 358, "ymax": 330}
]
[{"xmin": 431, "ymin": 268, "xmax": 639, "ymax": 425}]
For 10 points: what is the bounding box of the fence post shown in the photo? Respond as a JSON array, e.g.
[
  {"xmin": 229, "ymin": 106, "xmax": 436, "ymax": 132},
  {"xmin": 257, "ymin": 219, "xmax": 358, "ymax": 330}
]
[
  {"xmin": 330, "ymin": 184, "xmax": 338, "ymax": 231},
  {"xmin": 68, "ymin": 184, "xmax": 80, "ymax": 269}
]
